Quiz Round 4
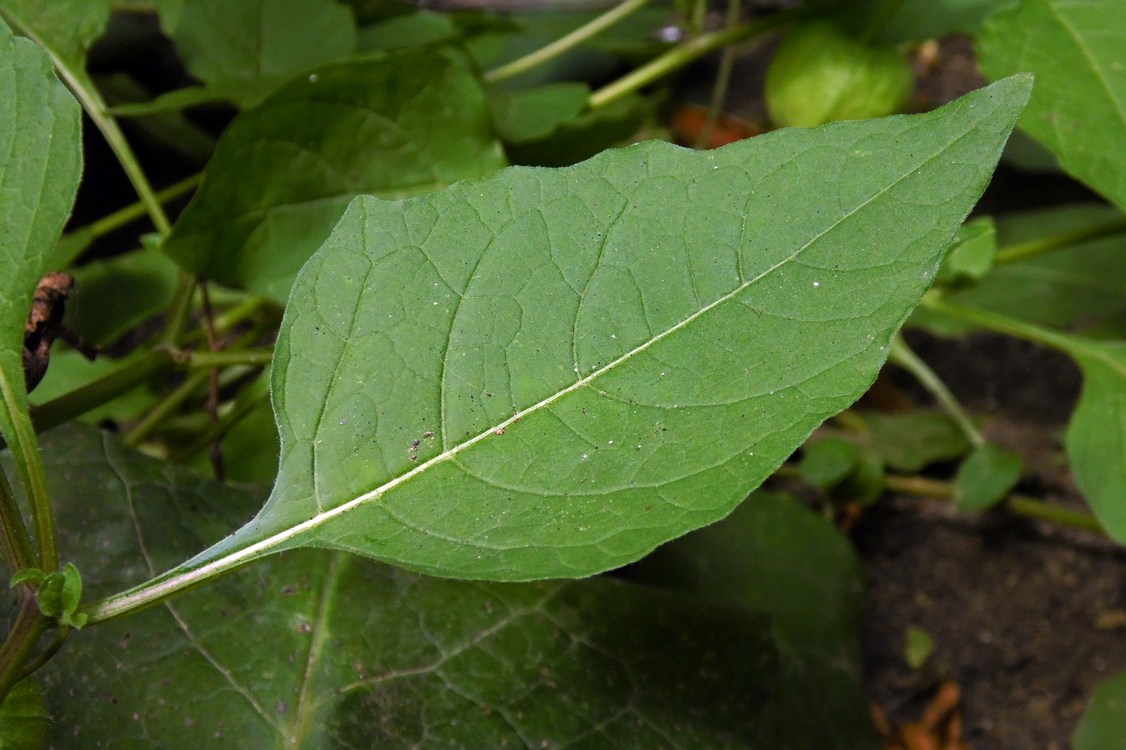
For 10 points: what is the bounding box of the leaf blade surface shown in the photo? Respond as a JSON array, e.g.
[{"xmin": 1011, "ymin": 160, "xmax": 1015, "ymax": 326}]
[{"xmin": 180, "ymin": 77, "xmax": 1030, "ymax": 584}]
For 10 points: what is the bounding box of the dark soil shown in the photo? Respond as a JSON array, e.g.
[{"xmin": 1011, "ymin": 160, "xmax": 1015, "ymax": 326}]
[{"xmin": 856, "ymin": 333, "xmax": 1126, "ymax": 749}]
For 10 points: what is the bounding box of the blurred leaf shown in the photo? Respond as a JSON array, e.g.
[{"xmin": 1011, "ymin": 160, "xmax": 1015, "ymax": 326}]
[
  {"xmin": 68, "ymin": 249, "xmax": 180, "ymax": 345},
  {"xmin": 167, "ymin": 0, "xmax": 356, "ymax": 107},
  {"xmin": 488, "ymin": 82, "xmax": 590, "ymax": 143},
  {"xmin": 16, "ymin": 425, "xmax": 783, "ymax": 748},
  {"xmin": 858, "ymin": 411, "xmax": 972, "ymax": 472},
  {"xmin": 0, "ymin": 678, "xmax": 48, "ymax": 750},
  {"xmin": 356, "ymin": 9, "xmax": 457, "ymax": 52},
  {"xmin": 29, "ymin": 349, "xmax": 158, "ymax": 425},
  {"xmin": 874, "ymin": 0, "xmax": 1012, "ymax": 41},
  {"xmin": 504, "ymin": 92, "xmax": 652, "ymax": 166},
  {"xmin": 934, "ymin": 216, "xmax": 996, "ymax": 288},
  {"xmin": 162, "ymin": 49, "xmax": 506, "ymax": 302},
  {"xmin": 1065, "ymin": 342, "xmax": 1126, "ymax": 542},
  {"xmin": 1074, "ymin": 670, "xmax": 1126, "ymax": 750},
  {"xmin": 979, "ymin": 0, "xmax": 1126, "ymax": 211},
  {"xmin": 176, "ymin": 78, "xmax": 1029, "ymax": 584},
  {"xmin": 913, "ymin": 204, "xmax": 1126, "ymax": 338},
  {"xmin": 954, "ymin": 442, "xmax": 1021, "ymax": 512},
  {"xmin": 632, "ymin": 492, "xmax": 880, "ymax": 749},
  {"xmin": 904, "ymin": 625, "xmax": 935, "ymax": 670},
  {"xmin": 799, "ymin": 436, "xmax": 860, "ymax": 489},
  {"xmin": 0, "ymin": 0, "xmax": 111, "ymax": 72}
]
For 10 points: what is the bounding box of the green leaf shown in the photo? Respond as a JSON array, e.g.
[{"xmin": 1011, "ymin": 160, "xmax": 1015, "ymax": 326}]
[
  {"xmin": 632, "ymin": 492, "xmax": 880, "ymax": 748},
  {"xmin": 33, "ymin": 562, "xmax": 85, "ymax": 628},
  {"xmin": 857, "ymin": 411, "xmax": 972, "ymax": 472},
  {"xmin": 877, "ymin": 0, "xmax": 1012, "ymax": 41},
  {"xmin": 954, "ymin": 442, "xmax": 1021, "ymax": 512},
  {"xmin": 0, "ymin": 678, "xmax": 48, "ymax": 750},
  {"xmin": 0, "ymin": 13, "xmax": 82, "ymax": 530},
  {"xmin": 488, "ymin": 82, "xmax": 591, "ymax": 143},
  {"xmin": 914, "ymin": 204, "xmax": 1126, "ymax": 338},
  {"xmin": 1074, "ymin": 670, "xmax": 1126, "ymax": 750},
  {"xmin": 799, "ymin": 436, "xmax": 861, "ymax": 489},
  {"xmin": 8, "ymin": 568, "xmax": 44, "ymax": 587},
  {"xmin": 0, "ymin": 0, "xmax": 111, "ymax": 72},
  {"xmin": 979, "ymin": 0, "xmax": 1126, "ymax": 211},
  {"xmin": 904, "ymin": 625, "xmax": 935, "ymax": 670},
  {"xmin": 356, "ymin": 9, "xmax": 457, "ymax": 52},
  {"xmin": 934, "ymin": 216, "xmax": 996, "ymax": 288},
  {"xmin": 22, "ymin": 425, "xmax": 782, "ymax": 748},
  {"xmin": 67, "ymin": 248, "xmax": 181, "ymax": 345},
  {"xmin": 167, "ymin": 0, "xmax": 356, "ymax": 108},
  {"xmin": 1066, "ymin": 343, "xmax": 1126, "ymax": 542},
  {"xmin": 163, "ymin": 77, "xmax": 1030, "ymax": 587},
  {"xmin": 162, "ymin": 50, "xmax": 506, "ymax": 302},
  {"xmin": 504, "ymin": 93, "xmax": 652, "ymax": 168}
]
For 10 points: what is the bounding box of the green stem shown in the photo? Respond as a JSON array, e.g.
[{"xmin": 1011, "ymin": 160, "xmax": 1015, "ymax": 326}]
[
  {"xmin": 484, "ymin": 0, "xmax": 651, "ymax": 84},
  {"xmin": 693, "ymin": 0, "xmax": 741, "ymax": 150},
  {"xmin": 62, "ymin": 173, "xmax": 200, "ymax": 245},
  {"xmin": 0, "ymin": 596, "xmax": 46, "ymax": 706},
  {"xmin": 589, "ymin": 9, "xmax": 796, "ymax": 109},
  {"xmin": 882, "ymin": 474, "xmax": 1104, "ymax": 535},
  {"xmin": 0, "ymin": 466, "xmax": 35, "ymax": 575},
  {"xmin": 187, "ymin": 349, "xmax": 273, "ymax": 369},
  {"xmin": 170, "ymin": 388, "xmax": 269, "ymax": 463},
  {"xmin": 123, "ymin": 370, "xmax": 210, "ymax": 446},
  {"xmin": 29, "ymin": 348, "xmax": 178, "ymax": 434},
  {"xmin": 159, "ymin": 272, "xmax": 198, "ymax": 347},
  {"xmin": 994, "ymin": 214, "xmax": 1126, "ymax": 266},
  {"xmin": 0, "ymin": 381, "xmax": 56, "ymax": 572},
  {"xmin": 888, "ymin": 335, "xmax": 983, "ymax": 447},
  {"xmin": 17, "ymin": 626, "xmax": 69, "ymax": 682}
]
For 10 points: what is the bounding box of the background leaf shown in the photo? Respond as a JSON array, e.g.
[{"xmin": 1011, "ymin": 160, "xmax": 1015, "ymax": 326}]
[
  {"xmin": 632, "ymin": 492, "xmax": 880, "ymax": 749},
  {"xmin": 16, "ymin": 425, "xmax": 783, "ymax": 749},
  {"xmin": 978, "ymin": 0, "xmax": 1126, "ymax": 211},
  {"xmin": 162, "ymin": 49, "xmax": 506, "ymax": 302},
  {"xmin": 0, "ymin": 0, "xmax": 110, "ymax": 73},
  {"xmin": 1074, "ymin": 669, "xmax": 1126, "ymax": 750},
  {"xmin": 955, "ymin": 442, "xmax": 1022, "ymax": 512},
  {"xmin": 166, "ymin": 0, "xmax": 357, "ymax": 107},
  {"xmin": 164, "ymin": 77, "xmax": 1030, "ymax": 587}
]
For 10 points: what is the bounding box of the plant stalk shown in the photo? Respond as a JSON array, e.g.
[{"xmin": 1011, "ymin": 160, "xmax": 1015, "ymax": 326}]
[
  {"xmin": 0, "ymin": 595, "xmax": 47, "ymax": 706},
  {"xmin": 888, "ymin": 335, "xmax": 983, "ymax": 447},
  {"xmin": 588, "ymin": 8, "xmax": 796, "ymax": 109},
  {"xmin": 485, "ymin": 0, "xmax": 651, "ymax": 83},
  {"xmin": 994, "ymin": 214, "xmax": 1126, "ymax": 266},
  {"xmin": 62, "ymin": 173, "xmax": 200, "ymax": 247},
  {"xmin": 0, "ymin": 466, "xmax": 36, "ymax": 575},
  {"xmin": 0, "ymin": 379, "xmax": 57, "ymax": 572}
]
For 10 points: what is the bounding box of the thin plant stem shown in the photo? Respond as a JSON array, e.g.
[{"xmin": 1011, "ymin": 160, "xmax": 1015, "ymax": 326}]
[
  {"xmin": 994, "ymin": 214, "xmax": 1126, "ymax": 265},
  {"xmin": 171, "ymin": 387, "xmax": 269, "ymax": 464},
  {"xmin": 484, "ymin": 0, "xmax": 651, "ymax": 83},
  {"xmin": 888, "ymin": 335, "xmax": 984, "ymax": 448},
  {"xmin": 62, "ymin": 173, "xmax": 200, "ymax": 246},
  {"xmin": 160, "ymin": 272, "xmax": 198, "ymax": 346},
  {"xmin": 123, "ymin": 370, "xmax": 210, "ymax": 446},
  {"xmin": 0, "ymin": 466, "xmax": 35, "ymax": 574},
  {"xmin": 198, "ymin": 283, "xmax": 224, "ymax": 480},
  {"xmin": 17, "ymin": 626, "xmax": 69, "ymax": 681},
  {"xmin": 0, "ymin": 596, "xmax": 47, "ymax": 705},
  {"xmin": 694, "ymin": 0, "xmax": 741, "ymax": 150},
  {"xmin": 29, "ymin": 348, "xmax": 178, "ymax": 434},
  {"xmin": 187, "ymin": 349, "xmax": 274, "ymax": 369},
  {"xmin": 0, "ymin": 380, "xmax": 57, "ymax": 572},
  {"xmin": 589, "ymin": 8, "xmax": 797, "ymax": 109}
]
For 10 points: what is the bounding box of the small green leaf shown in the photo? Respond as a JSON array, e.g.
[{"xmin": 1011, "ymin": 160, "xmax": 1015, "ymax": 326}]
[
  {"xmin": 162, "ymin": 49, "xmax": 506, "ymax": 302},
  {"xmin": 8, "ymin": 568, "xmax": 44, "ymax": 588},
  {"xmin": 935, "ymin": 216, "xmax": 997, "ymax": 288},
  {"xmin": 765, "ymin": 21, "xmax": 913, "ymax": 128},
  {"xmin": 955, "ymin": 442, "xmax": 1022, "ymax": 512},
  {"xmin": 172, "ymin": 77, "xmax": 1029, "ymax": 584},
  {"xmin": 1065, "ymin": 343, "xmax": 1126, "ymax": 542},
  {"xmin": 0, "ymin": 678, "xmax": 49, "ymax": 750},
  {"xmin": 488, "ymin": 82, "xmax": 591, "ymax": 143},
  {"xmin": 799, "ymin": 436, "xmax": 861, "ymax": 489},
  {"xmin": 1074, "ymin": 670, "xmax": 1126, "ymax": 750},
  {"xmin": 979, "ymin": 0, "xmax": 1126, "ymax": 211},
  {"xmin": 32, "ymin": 563, "xmax": 85, "ymax": 626},
  {"xmin": 166, "ymin": 0, "xmax": 356, "ymax": 107},
  {"xmin": 859, "ymin": 411, "xmax": 972, "ymax": 472},
  {"xmin": 904, "ymin": 625, "xmax": 935, "ymax": 670}
]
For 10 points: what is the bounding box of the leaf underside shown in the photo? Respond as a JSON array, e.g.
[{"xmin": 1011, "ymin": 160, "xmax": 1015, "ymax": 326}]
[{"xmin": 184, "ymin": 76, "xmax": 1030, "ymax": 583}]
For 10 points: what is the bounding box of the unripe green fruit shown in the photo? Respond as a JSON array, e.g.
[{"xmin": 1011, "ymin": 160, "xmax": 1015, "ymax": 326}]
[{"xmin": 765, "ymin": 22, "xmax": 914, "ymax": 128}]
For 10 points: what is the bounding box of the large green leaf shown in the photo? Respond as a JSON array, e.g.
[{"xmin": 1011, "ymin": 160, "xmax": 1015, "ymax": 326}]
[
  {"xmin": 150, "ymin": 76, "xmax": 1032, "ymax": 593},
  {"xmin": 632, "ymin": 492, "xmax": 879, "ymax": 749},
  {"xmin": 978, "ymin": 0, "xmax": 1126, "ymax": 210},
  {"xmin": 167, "ymin": 0, "xmax": 356, "ymax": 107},
  {"xmin": 162, "ymin": 49, "xmax": 506, "ymax": 302},
  {"xmin": 17, "ymin": 425, "xmax": 781, "ymax": 748},
  {"xmin": 0, "ymin": 14, "xmax": 82, "ymax": 494},
  {"xmin": 0, "ymin": 0, "xmax": 110, "ymax": 73}
]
